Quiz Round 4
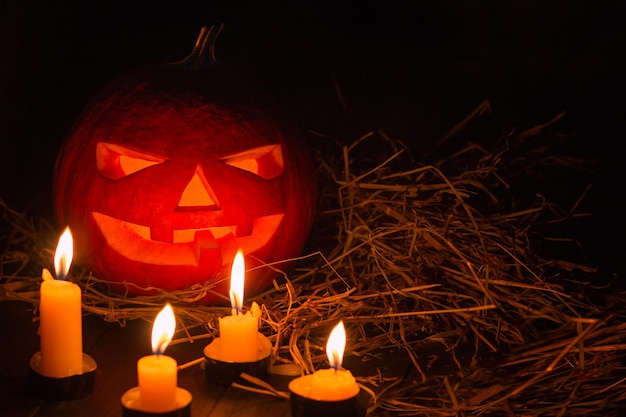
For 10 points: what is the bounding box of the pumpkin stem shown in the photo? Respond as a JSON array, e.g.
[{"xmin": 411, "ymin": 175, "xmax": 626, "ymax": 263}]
[{"xmin": 172, "ymin": 24, "xmax": 224, "ymax": 70}]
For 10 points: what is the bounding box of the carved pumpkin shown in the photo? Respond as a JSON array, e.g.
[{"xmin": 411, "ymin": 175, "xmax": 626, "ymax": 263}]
[{"xmin": 53, "ymin": 26, "xmax": 317, "ymax": 302}]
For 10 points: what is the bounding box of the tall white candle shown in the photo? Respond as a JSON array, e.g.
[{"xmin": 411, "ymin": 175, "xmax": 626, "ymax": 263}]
[
  {"xmin": 39, "ymin": 227, "xmax": 83, "ymax": 378},
  {"xmin": 218, "ymin": 250, "xmax": 259, "ymax": 362}
]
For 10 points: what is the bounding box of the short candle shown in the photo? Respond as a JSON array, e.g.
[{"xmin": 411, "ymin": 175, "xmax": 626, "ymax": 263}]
[
  {"xmin": 137, "ymin": 303, "xmax": 178, "ymax": 413},
  {"xmin": 217, "ymin": 250, "xmax": 259, "ymax": 362},
  {"xmin": 289, "ymin": 321, "xmax": 360, "ymax": 401}
]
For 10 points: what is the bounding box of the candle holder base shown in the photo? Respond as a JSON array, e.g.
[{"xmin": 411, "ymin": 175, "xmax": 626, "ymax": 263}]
[
  {"xmin": 121, "ymin": 386, "xmax": 192, "ymax": 417},
  {"xmin": 267, "ymin": 363, "xmax": 303, "ymax": 392},
  {"xmin": 288, "ymin": 374, "xmax": 367, "ymax": 417},
  {"xmin": 203, "ymin": 332, "xmax": 272, "ymax": 386},
  {"xmin": 28, "ymin": 352, "xmax": 97, "ymax": 401},
  {"xmin": 289, "ymin": 389, "xmax": 363, "ymax": 417}
]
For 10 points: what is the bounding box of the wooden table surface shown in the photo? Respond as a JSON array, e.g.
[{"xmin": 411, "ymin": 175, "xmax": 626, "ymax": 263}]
[{"xmin": 0, "ymin": 300, "xmax": 376, "ymax": 417}]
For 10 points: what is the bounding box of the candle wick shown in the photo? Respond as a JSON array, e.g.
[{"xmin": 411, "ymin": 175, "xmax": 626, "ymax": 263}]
[
  {"xmin": 154, "ymin": 335, "xmax": 170, "ymax": 355},
  {"xmin": 230, "ymin": 291, "xmax": 244, "ymax": 315},
  {"xmin": 57, "ymin": 256, "xmax": 68, "ymax": 280},
  {"xmin": 330, "ymin": 351, "xmax": 341, "ymax": 371}
]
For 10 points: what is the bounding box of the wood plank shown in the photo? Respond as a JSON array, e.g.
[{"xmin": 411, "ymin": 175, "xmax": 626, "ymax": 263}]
[
  {"xmin": 0, "ymin": 300, "xmax": 45, "ymax": 417},
  {"xmin": 0, "ymin": 301, "xmax": 231, "ymax": 417},
  {"xmin": 208, "ymin": 386, "xmax": 291, "ymax": 417},
  {"xmin": 0, "ymin": 300, "xmax": 410, "ymax": 417},
  {"xmin": 0, "ymin": 300, "xmax": 111, "ymax": 417},
  {"xmin": 31, "ymin": 313, "xmax": 228, "ymax": 417}
]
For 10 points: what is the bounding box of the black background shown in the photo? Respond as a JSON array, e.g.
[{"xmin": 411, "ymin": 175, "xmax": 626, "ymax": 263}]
[{"xmin": 1, "ymin": 1, "xmax": 624, "ymax": 278}]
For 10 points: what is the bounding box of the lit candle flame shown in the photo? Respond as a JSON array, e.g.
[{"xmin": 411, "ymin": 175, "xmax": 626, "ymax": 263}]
[
  {"xmin": 229, "ymin": 250, "xmax": 245, "ymax": 315},
  {"xmin": 53, "ymin": 226, "xmax": 73, "ymax": 280},
  {"xmin": 326, "ymin": 321, "xmax": 346, "ymax": 370},
  {"xmin": 151, "ymin": 303, "xmax": 176, "ymax": 355}
]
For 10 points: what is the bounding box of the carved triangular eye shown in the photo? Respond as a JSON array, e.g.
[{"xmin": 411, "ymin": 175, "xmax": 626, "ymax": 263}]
[
  {"xmin": 220, "ymin": 144, "xmax": 283, "ymax": 179},
  {"xmin": 97, "ymin": 142, "xmax": 166, "ymax": 180}
]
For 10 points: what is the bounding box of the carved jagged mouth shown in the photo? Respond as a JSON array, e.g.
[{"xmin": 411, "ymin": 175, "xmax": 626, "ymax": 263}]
[{"xmin": 91, "ymin": 212, "xmax": 284, "ymax": 266}]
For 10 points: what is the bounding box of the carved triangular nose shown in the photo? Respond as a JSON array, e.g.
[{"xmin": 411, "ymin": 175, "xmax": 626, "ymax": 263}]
[{"xmin": 177, "ymin": 166, "xmax": 220, "ymax": 210}]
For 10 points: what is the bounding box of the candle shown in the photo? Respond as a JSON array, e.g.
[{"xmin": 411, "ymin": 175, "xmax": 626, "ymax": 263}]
[
  {"xmin": 289, "ymin": 321, "xmax": 360, "ymax": 402},
  {"xmin": 136, "ymin": 303, "xmax": 178, "ymax": 413},
  {"xmin": 39, "ymin": 227, "xmax": 83, "ymax": 378},
  {"xmin": 217, "ymin": 250, "xmax": 258, "ymax": 362},
  {"xmin": 309, "ymin": 321, "xmax": 359, "ymax": 400}
]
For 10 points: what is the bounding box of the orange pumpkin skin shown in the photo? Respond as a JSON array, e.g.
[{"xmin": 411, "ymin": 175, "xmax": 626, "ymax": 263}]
[{"xmin": 53, "ymin": 27, "xmax": 317, "ymax": 302}]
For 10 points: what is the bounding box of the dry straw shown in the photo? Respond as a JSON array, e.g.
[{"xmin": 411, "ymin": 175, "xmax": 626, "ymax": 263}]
[{"xmin": 1, "ymin": 100, "xmax": 624, "ymax": 416}]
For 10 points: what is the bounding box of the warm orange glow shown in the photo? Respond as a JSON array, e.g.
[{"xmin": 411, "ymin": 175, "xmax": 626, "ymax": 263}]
[
  {"xmin": 96, "ymin": 142, "xmax": 165, "ymax": 180},
  {"xmin": 177, "ymin": 166, "xmax": 219, "ymax": 209},
  {"xmin": 54, "ymin": 226, "xmax": 73, "ymax": 280},
  {"xmin": 229, "ymin": 250, "xmax": 245, "ymax": 315},
  {"xmin": 326, "ymin": 321, "xmax": 346, "ymax": 370},
  {"xmin": 221, "ymin": 144, "xmax": 284, "ymax": 179},
  {"xmin": 90, "ymin": 212, "xmax": 284, "ymax": 266},
  {"xmin": 151, "ymin": 303, "xmax": 176, "ymax": 355}
]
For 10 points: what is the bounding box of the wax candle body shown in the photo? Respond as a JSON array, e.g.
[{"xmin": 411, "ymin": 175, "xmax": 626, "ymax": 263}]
[
  {"xmin": 290, "ymin": 369, "xmax": 359, "ymax": 401},
  {"xmin": 218, "ymin": 313, "xmax": 258, "ymax": 362},
  {"xmin": 137, "ymin": 355, "xmax": 178, "ymax": 412},
  {"xmin": 39, "ymin": 276, "xmax": 83, "ymax": 378},
  {"xmin": 310, "ymin": 369, "xmax": 359, "ymax": 401}
]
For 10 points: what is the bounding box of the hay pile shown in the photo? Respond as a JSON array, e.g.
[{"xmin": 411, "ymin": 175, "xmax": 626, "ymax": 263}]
[{"xmin": 1, "ymin": 101, "xmax": 624, "ymax": 416}]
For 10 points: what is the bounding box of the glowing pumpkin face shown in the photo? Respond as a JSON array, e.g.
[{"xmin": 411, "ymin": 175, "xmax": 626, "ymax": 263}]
[{"xmin": 52, "ymin": 27, "xmax": 317, "ymax": 302}]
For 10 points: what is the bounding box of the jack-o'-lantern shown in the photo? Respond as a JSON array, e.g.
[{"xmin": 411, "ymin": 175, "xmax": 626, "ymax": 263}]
[{"xmin": 53, "ymin": 26, "xmax": 317, "ymax": 302}]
